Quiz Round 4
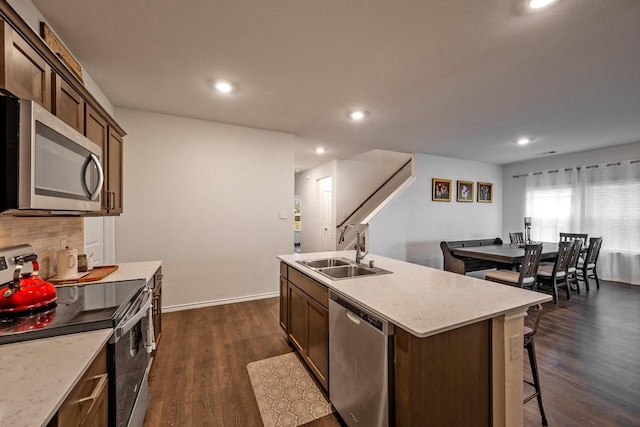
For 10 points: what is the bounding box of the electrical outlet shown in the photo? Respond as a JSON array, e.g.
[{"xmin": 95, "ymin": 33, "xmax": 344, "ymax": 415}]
[
  {"xmin": 60, "ymin": 239, "xmax": 67, "ymax": 249},
  {"xmin": 279, "ymin": 210, "xmax": 288, "ymax": 219},
  {"xmin": 510, "ymin": 334, "xmax": 521, "ymax": 361}
]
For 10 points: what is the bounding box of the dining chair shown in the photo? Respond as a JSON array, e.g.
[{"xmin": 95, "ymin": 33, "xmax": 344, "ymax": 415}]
[
  {"xmin": 559, "ymin": 232, "xmax": 588, "ymax": 256},
  {"xmin": 537, "ymin": 241, "xmax": 573, "ymax": 303},
  {"xmin": 485, "ymin": 243, "xmax": 542, "ymax": 290},
  {"xmin": 566, "ymin": 239, "xmax": 583, "ymax": 293},
  {"xmin": 577, "ymin": 237, "xmax": 603, "ymax": 291},
  {"xmin": 509, "ymin": 232, "xmax": 524, "ymax": 244},
  {"xmin": 559, "ymin": 232, "xmax": 588, "ymax": 243},
  {"xmin": 524, "ymin": 304, "xmax": 548, "ymax": 426}
]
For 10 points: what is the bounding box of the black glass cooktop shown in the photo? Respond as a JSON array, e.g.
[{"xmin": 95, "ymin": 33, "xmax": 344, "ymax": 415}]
[{"xmin": 0, "ymin": 280, "xmax": 144, "ymax": 345}]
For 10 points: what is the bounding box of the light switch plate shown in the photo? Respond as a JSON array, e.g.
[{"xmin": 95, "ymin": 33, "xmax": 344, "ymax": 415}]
[{"xmin": 279, "ymin": 210, "xmax": 288, "ymax": 219}]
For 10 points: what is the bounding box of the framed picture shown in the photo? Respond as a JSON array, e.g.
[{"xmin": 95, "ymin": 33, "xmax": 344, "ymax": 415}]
[
  {"xmin": 477, "ymin": 182, "xmax": 493, "ymax": 203},
  {"xmin": 432, "ymin": 178, "xmax": 452, "ymax": 201},
  {"xmin": 457, "ymin": 180, "xmax": 474, "ymax": 202}
]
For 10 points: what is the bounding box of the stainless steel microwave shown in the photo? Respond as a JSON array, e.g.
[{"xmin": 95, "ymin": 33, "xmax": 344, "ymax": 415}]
[{"xmin": 1, "ymin": 96, "xmax": 104, "ymax": 214}]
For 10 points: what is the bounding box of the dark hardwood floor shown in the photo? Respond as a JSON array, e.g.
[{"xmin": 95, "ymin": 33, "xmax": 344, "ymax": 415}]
[{"xmin": 144, "ymin": 281, "xmax": 640, "ymax": 426}]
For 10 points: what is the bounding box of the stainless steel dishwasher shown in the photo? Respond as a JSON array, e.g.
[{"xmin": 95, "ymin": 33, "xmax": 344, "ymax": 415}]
[{"xmin": 329, "ymin": 291, "xmax": 394, "ymax": 427}]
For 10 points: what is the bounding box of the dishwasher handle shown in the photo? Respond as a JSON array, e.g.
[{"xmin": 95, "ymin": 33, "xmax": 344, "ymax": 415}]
[
  {"xmin": 330, "ymin": 291, "xmax": 393, "ymax": 335},
  {"xmin": 345, "ymin": 310, "xmax": 361, "ymax": 325}
]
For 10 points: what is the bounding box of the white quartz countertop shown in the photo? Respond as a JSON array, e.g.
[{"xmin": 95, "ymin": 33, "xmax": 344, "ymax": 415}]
[
  {"xmin": 278, "ymin": 251, "xmax": 552, "ymax": 338},
  {"xmin": 91, "ymin": 260, "xmax": 162, "ymax": 284},
  {"xmin": 0, "ymin": 329, "xmax": 113, "ymax": 427}
]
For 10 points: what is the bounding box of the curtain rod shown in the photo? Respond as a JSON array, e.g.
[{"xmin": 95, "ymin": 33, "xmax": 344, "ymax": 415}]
[{"xmin": 512, "ymin": 159, "xmax": 640, "ymax": 179}]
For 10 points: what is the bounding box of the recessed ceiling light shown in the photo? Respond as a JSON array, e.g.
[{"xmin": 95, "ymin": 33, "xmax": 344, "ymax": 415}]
[
  {"xmin": 315, "ymin": 147, "xmax": 326, "ymax": 154},
  {"xmin": 529, "ymin": 0, "xmax": 558, "ymax": 9},
  {"xmin": 348, "ymin": 110, "xmax": 368, "ymax": 121},
  {"xmin": 214, "ymin": 80, "xmax": 235, "ymax": 93},
  {"xmin": 517, "ymin": 137, "xmax": 531, "ymax": 145}
]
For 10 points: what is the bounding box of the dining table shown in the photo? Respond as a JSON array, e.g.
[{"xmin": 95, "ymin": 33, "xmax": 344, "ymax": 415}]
[{"xmin": 451, "ymin": 242, "xmax": 560, "ymax": 270}]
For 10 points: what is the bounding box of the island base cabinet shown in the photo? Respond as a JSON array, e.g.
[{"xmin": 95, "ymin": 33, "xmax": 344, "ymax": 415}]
[
  {"xmin": 285, "ymin": 270, "xmax": 329, "ymax": 392},
  {"xmin": 279, "ymin": 264, "xmax": 288, "ymax": 333},
  {"xmin": 48, "ymin": 345, "xmax": 108, "ymax": 427},
  {"xmin": 394, "ymin": 320, "xmax": 491, "ymax": 426}
]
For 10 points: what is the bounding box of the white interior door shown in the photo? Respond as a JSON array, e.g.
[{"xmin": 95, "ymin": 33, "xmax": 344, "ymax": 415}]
[
  {"xmin": 318, "ymin": 176, "xmax": 333, "ymax": 251},
  {"xmin": 84, "ymin": 217, "xmax": 104, "ymax": 266}
]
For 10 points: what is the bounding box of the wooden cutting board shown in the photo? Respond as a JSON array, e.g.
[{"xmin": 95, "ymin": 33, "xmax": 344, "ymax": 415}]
[{"xmin": 49, "ymin": 265, "xmax": 119, "ymax": 286}]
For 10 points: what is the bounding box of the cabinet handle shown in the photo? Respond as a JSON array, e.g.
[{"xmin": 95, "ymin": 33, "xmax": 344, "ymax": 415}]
[
  {"xmin": 75, "ymin": 373, "xmax": 108, "ymax": 421},
  {"xmin": 110, "ymin": 192, "xmax": 116, "ymax": 210}
]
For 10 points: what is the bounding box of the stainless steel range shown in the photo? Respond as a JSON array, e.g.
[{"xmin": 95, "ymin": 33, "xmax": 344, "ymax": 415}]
[{"xmin": 0, "ymin": 244, "xmax": 153, "ymax": 427}]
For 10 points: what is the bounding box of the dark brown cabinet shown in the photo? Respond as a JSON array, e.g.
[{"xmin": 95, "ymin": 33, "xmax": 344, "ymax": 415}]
[
  {"xmin": 47, "ymin": 345, "xmax": 109, "ymax": 427},
  {"xmin": 0, "ymin": 20, "xmax": 51, "ymax": 110},
  {"xmin": 85, "ymin": 105, "xmax": 123, "ymax": 215},
  {"xmin": 53, "ymin": 73, "xmax": 84, "ymax": 132},
  {"xmin": 280, "ymin": 263, "xmax": 329, "ymax": 391},
  {"xmin": 279, "ymin": 263, "xmax": 288, "ymax": 332},
  {"xmin": 106, "ymin": 128, "xmax": 123, "ymax": 214},
  {"xmin": 151, "ymin": 267, "xmax": 162, "ymax": 352}
]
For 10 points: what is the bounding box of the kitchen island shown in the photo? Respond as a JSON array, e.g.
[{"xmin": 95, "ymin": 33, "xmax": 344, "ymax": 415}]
[{"xmin": 278, "ymin": 251, "xmax": 552, "ymax": 427}]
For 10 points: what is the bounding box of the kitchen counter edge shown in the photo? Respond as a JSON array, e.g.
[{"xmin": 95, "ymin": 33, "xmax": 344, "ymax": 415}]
[
  {"xmin": 0, "ymin": 329, "xmax": 113, "ymax": 427},
  {"xmin": 278, "ymin": 251, "xmax": 551, "ymax": 338}
]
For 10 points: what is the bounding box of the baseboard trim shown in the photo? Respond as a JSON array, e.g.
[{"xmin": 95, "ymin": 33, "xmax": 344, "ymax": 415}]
[{"xmin": 162, "ymin": 291, "xmax": 279, "ymax": 313}]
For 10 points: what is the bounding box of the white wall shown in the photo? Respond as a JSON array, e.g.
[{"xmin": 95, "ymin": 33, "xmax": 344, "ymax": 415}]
[
  {"xmin": 114, "ymin": 108, "xmax": 295, "ymax": 310},
  {"xmin": 503, "ymin": 142, "xmax": 640, "ymax": 237},
  {"xmin": 335, "ymin": 150, "xmax": 411, "ymax": 223},
  {"xmin": 295, "ymin": 161, "xmax": 338, "ymax": 253},
  {"xmin": 369, "ymin": 153, "xmax": 503, "ymax": 268}
]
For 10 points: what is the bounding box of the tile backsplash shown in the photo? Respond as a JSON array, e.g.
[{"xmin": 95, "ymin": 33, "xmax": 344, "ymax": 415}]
[{"xmin": 0, "ymin": 216, "xmax": 84, "ymax": 279}]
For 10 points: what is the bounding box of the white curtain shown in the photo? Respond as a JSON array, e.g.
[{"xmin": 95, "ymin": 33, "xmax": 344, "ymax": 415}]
[{"xmin": 525, "ymin": 161, "xmax": 640, "ymax": 285}]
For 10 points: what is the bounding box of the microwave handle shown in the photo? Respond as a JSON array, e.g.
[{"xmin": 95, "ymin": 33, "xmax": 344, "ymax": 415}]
[{"xmin": 87, "ymin": 153, "xmax": 105, "ymax": 201}]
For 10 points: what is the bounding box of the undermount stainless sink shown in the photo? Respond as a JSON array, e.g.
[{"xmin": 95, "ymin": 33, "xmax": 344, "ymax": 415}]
[
  {"xmin": 298, "ymin": 257, "xmax": 352, "ymax": 269},
  {"xmin": 296, "ymin": 257, "xmax": 392, "ymax": 280},
  {"xmin": 318, "ymin": 265, "xmax": 378, "ymax": 278}
]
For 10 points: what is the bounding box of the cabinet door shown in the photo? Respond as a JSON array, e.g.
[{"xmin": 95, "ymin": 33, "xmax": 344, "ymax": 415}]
[
  {"xmin": 1, "ymin": 21, "xmax": 52, "ymax": 110},
  {"xmin": 288, "ymin": 283, "xmax": 308, "ymax": 355},
  {"xmin": 152, "ymin": 268, "xmax": 162, "ymax": 349},
  {"xmin": 106, "ymin": 128, "xmax": 123, "ymax": 214},
  {"xmin": 306, "ymin": 297, "xmax": 329, "ymax": 390},
  {"xmin": 53, "ymin": 73, "xmax": 84, "ymax": 132},
  {"xmin": 52, "ymin": 346, "xmax": 108, "ymax": 427},
  {"xmin": 279, "ymin": 276, "xmax": 288, "ymax": 333},
  {"xmin": 78, "ymin": 373, "xmax": 108, "ymax": 427}
]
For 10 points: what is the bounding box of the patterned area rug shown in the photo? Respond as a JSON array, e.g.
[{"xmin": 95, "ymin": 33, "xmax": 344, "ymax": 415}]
[{"xmin": 247, "ymin": 352, "xmax": 333, "ymax": 427}]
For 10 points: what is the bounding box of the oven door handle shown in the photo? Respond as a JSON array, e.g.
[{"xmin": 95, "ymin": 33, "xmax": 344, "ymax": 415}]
[{"xmin": 113, "ymin": 289, "xmax": 152, "ymax": 341}]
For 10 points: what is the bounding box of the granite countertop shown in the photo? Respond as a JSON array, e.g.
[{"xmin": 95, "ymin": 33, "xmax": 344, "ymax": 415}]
[
  {"xmin": 0, "ymin": 261, "xmax": 163, "ymax": 427},
  {"xmin": 278, "ymin": 251, "xmax": 551, "ymax": 338},
  {"xmin": 0, "ymin": 329, "xmax": 113, "ymax": 427}
]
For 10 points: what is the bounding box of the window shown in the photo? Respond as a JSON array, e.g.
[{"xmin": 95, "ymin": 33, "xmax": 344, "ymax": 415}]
[
  {"xmin": 584, "ymin": 181, "xmax": 640, "ymax": 252},
  {"xmin": 527, "ymin": 186, "xmax": 573, "ymax": 243}
]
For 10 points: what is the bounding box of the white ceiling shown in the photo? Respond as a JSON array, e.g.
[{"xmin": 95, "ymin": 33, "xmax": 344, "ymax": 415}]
[{"xmin": 32, "ymin": 0, "xmax": 640, "ymax": 171}]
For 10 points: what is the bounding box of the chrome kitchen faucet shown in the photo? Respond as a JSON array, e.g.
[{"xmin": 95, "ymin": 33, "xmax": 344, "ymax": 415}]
[{"xmin": 339, "ymin": 224, "xmax": 366, "ymax": 264}]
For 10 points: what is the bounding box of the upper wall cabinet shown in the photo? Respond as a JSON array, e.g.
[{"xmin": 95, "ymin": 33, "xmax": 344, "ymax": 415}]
[
  {"xmin": 53, "ymin": 72, "xmax": 84, "ymax": 133},
  {"xmin": 85, "ymin": 104, "xmax": 123, "ymax": 215},
  {"xmin": 0, "ymin": 20, "xmax": 51, "ymax": 110},
  {"xmin": 0, "ymin": 11, "xmax": 126, "ymax": 216}
]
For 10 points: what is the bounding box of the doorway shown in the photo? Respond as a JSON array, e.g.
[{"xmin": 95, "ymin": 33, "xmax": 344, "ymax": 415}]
[{"xmin": 317, "ymin": 176, "xmax": 333, "ymax": 251}]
